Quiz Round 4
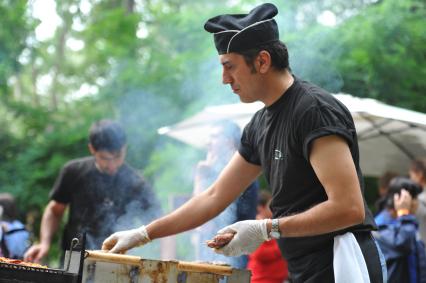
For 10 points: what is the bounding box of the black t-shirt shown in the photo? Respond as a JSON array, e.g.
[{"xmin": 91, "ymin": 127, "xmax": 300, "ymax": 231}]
[
  {"xmin": 239, "ymin": 77, "xmax": 376, "ymax": 259},
  {"xmin": 50, "ymin": 156, "xmax": 161, "ymax": 251}
]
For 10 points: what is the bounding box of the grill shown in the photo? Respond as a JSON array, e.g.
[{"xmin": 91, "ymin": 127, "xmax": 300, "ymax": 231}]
[
  {"xmin": 0, "ymin": 262, "xmax": 79, "ymax": 283},
  {"xmin": 82, "ymin": 251, "xmax": 251, "ymax": 283},
  {"xmin": 0, "ymin": 233, "xmax": 251, "ymax": 283},
  {"xmin": 0, "ymin": 234, "xmax": 86, "ymax": 283}
]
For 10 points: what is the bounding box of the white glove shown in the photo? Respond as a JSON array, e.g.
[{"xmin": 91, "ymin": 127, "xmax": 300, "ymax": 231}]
[
  {"xmin": 102, "ymin": 226, "xmax": 151, "ymax": 254},
  {"xmin": 213, "ymin": 219, "xmax": 269, "ymax": 256}
]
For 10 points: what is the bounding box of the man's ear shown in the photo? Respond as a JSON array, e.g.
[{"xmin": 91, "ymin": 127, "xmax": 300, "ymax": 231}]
[
  {"xmin": 88, "ymin": 143, "xmax": 96, "ymax": 155},
  {"xmin": 257, "ymin": 50, "xmax": 272, "ymax": 74}
]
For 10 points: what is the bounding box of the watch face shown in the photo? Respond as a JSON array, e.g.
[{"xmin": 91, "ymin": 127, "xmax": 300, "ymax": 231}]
[{"xmin": 270, "ymin": 231, "xmax": 280, "ymax": 239}]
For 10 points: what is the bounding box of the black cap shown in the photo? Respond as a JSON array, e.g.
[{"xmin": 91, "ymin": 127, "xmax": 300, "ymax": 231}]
[{"xmin": 204, "ymin": 3, "xmax": 279, "ymax": 54}]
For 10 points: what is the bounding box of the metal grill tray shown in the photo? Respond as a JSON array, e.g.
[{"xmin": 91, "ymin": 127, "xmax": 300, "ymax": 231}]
[{"xmin": 0, "ymin": 262, "xmax": 78, "ymax": 283}]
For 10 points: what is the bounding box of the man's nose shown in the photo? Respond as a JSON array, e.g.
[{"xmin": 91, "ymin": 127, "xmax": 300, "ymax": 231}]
[
  {"xmin": 107, "ymin": 160, "xmax": 119, "ymax": 172},
  {"xmin": 222, "ymin": 69, "xmax": 232, "ymax": 84}
]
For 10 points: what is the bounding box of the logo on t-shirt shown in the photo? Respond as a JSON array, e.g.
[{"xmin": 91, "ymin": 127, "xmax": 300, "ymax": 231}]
[{"xmin": 274, "ymin": 149, "xmax": 284, "ymax": 160}]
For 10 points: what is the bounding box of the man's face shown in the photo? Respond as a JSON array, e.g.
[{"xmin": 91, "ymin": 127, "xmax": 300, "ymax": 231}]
[
  {"xmin": 220, "ymin": 53, "xmax": 262, "ymax": 103},
  {"xmin": 89, "ymin": 145, "xmax": 126, "ymax": 176}
]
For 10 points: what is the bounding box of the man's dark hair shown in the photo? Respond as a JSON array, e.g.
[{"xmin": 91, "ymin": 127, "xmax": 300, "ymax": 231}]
[
  {"xmin": 89, "ymin": 119, "xmax": 127, "ymax": 152},
  {"xmin": 385, "ymin": 177, "xmax": 423, "ymax": 209},
  {"xmin": 0, "ymin": 193, "xmax": 18, "ymax": 221},
  {"xmin": 238, "ymin": 41, "xmax": 290, "ymax": 73}
]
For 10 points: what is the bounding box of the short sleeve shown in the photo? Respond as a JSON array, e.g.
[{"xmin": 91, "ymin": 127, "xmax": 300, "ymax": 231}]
[
  {"xmin": 238, "ymin": 119, "xmax": 261, "ymax": 165},
  {"xmin": 297, "ymin": 105, "xmax": 355, "ymax": 161},
  {"xmin": 49, "ymin": 163, "xmax": 75, "ymax": 204}
]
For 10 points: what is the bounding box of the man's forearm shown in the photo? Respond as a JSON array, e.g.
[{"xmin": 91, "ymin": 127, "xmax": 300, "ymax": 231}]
[
  {"xmin": 147, "ymin": 186, "xmax": 237, "ymax": 239},
  {"xmin": 39, "ymin": 207, "xmax": 62, "ymax": 246},
  {"xmin": 277, "ymin": 200, "xmax": 364, "ymax": 237}
]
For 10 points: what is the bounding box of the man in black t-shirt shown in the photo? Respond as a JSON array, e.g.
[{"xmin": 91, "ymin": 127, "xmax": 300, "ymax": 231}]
[
  {"xmin": 24, "ymin": 120, "xmax": 160, "ymax": 263},
  {"xmin": 102, "ymin": 4, "xmax": 386, "ymax": 282}
]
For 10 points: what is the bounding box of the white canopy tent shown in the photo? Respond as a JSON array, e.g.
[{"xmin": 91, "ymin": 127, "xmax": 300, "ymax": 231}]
[{"xmin": 158, "ymin": 94, "xmax": 426, "ymax": 177}]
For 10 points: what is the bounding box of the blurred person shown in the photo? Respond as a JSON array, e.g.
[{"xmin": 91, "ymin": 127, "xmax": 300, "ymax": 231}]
[
  {"xmin": 247, "ymin": 190, "xmax": 288, "ymax": 283},
  {"xmin": 192, "ymin": 120, "xmax": 258, "ymax": 268},
  {"xmin": 102, "ymin": 4, "xmax": 385, "ymax": 282},
  {"xmin": 374, "ymin": 171, "xmax": 398, "ymax": 217},
  {"xmin": 24, "ymin": 119, "xmax": 160, "ymax": 263},
  {"xmin": 0, "ymin": 193, "xmax": 30, "ymax": 259},
  {"xmin": 374, "ymin": 177, "xmax": 426, "ymax": 283},
  {"xmin": 409, "ymin": 159, "xmax": 426, "ymax": 242}
]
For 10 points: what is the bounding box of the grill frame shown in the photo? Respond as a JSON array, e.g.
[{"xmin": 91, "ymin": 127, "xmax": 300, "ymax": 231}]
[
  {"xmin": 0, "ymin": 234, "xmax": 86, "ymax": 283},
  {"xmin": 0, "ymin": 261, "xmax": 78, "ymax": 283}
]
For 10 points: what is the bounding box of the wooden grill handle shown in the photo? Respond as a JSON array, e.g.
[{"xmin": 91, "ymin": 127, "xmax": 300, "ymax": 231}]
[
  {"xmin": 177, "ymin": 261, "xmax": 233, "ymax": 276},
  {"xmin": 85, "ymin": 250, "xmax": 233, "ymax": 276},
  {"xmin": 85, "ymin": 251, "xmax": 141, "ymax": 265}
]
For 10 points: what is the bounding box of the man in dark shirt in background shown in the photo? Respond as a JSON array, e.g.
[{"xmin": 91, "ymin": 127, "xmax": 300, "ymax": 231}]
[{"xmin": 24, "ymin": 119, "xmax": 160, "ymax": 263}]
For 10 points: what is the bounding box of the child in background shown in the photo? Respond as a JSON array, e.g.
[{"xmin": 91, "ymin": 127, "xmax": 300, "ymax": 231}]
[
  {"xmin": 0, "ymin": 193, "xmax": 30, "ymax": 259},
  {"xmin": 374, "ymin": 177, "xmax": 426, "ymax": 283},
  {"xmin": 247, "ymin": 190, "xmax": 288, "ymax": 283}
]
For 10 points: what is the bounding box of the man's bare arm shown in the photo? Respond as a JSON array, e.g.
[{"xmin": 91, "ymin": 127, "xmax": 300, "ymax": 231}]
[
  {"xmin": 276, "ymin": 135, "xmax": 365, "ymax": 237},
  {"xmin": 24, "ymin": 200, "xmax": 66, "ymax": 262},
  {"xmin": 39, "ymin": 200, "xmax": 66, "ymax": 245},
  {"xmin": 147, "ymin": 152, "xmax": 262, "ymax": 240}
]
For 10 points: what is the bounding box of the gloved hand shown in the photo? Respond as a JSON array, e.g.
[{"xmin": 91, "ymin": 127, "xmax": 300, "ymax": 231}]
[
  {"xmin": 102, "ymin": 226, "xmax": 151, "ymax": 254},
  {"xmin": 213, "ymin": 219, "xmax": 269, "ymax": 256}
]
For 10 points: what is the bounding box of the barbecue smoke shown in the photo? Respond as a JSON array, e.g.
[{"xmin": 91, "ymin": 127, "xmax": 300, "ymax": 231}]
[{"xmin": 99, "ymin": 1, "xmax": 347, "ymax": 263}]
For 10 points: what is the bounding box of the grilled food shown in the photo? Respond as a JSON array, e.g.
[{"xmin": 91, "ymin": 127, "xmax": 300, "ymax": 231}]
[
  {"xmin": 206, "ymin": 232, "xmax": 235, "ymax": 248},
  {"xmin": 0, "ymin": 257, "xmax": 47, "ymax": 268}
]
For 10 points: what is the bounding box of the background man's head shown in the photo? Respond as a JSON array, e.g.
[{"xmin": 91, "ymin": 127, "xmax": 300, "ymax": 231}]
[{"xmin": 88, "ymin": 119, "xmax": 127, "ymax": 175}]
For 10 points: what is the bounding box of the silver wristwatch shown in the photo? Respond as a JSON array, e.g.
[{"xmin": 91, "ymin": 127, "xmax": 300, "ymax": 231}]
[{"xmin": 269, "ymin": 218, "xmax": 281, "ymax": 239}]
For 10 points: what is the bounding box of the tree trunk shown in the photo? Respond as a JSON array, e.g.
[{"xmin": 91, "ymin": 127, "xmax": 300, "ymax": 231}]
[{"xmin": 125, "ymin": 0, "xmax": 135, "ymax": 14}]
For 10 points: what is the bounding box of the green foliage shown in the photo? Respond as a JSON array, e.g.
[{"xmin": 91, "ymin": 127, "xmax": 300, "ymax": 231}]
[
  {"xmin": 285, "ymin": 0, "xmax": 426, "ymax": 114},
  {"xmin": 333, "ymin": 0, "xmax": 426, "ymax": 112},
  {"xmin": 0, "ymin": 0, "xmax": 34, "ymax": 95}
]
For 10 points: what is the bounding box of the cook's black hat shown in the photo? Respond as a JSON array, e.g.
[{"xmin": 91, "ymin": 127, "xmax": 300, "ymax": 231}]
[{"xmin": 204, "ymin": 3, "xmax": 279, "ymax": 54}]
